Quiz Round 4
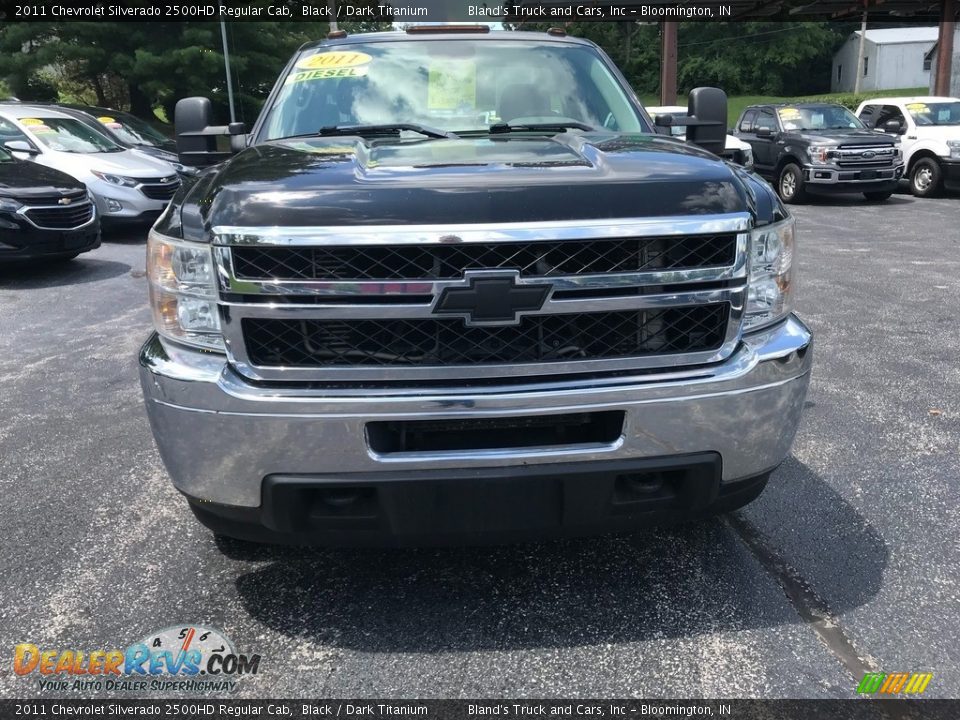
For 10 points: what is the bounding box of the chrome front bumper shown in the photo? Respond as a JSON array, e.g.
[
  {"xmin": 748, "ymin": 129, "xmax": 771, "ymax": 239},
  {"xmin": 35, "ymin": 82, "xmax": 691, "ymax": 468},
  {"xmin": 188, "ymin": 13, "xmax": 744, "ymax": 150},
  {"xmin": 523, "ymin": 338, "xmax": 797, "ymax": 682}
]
[
  {"xmin": 804, "ymin": 163, "xmax": 904, "ymax": 185},
  {"xmin": 139, "ymin": 315, "xmax": 812, "ymax": 510}
]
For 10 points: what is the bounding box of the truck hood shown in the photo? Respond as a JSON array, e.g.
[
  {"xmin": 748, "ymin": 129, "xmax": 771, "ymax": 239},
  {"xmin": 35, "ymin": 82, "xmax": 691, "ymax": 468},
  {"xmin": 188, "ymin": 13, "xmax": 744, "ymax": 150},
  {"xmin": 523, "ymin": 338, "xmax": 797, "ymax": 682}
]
[
  {"xmin": 789, "ymin": 129, "xmax": 895, "ymax": 145},
  {"xmin": 0, "ymin": 158, "xmax": 85, "ymax": 201},
  {"xmin": 184, "ymin": 133, "xmax": 756, "ymax": 231}
]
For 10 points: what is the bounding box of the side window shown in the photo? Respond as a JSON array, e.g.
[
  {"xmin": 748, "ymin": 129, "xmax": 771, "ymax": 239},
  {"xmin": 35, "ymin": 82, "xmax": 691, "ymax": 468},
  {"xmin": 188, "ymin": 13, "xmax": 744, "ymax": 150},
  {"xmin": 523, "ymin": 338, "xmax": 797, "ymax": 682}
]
[
  {"xmin": 739, "ymin": 109, "xmax": 757, "ymax": 133},
  {"xmin": 755, "ymin": 110, "xmax": 777, "ymax": 132},
  {"xmin": 858, "ymin": 105, "xmax": 878, "ymax": 127},
  {"xmin": 876, "ymin": 105, "xmax": 906, "ymax": 128},
  {"xmin": 0, "ymin": 117, "xmax": 31, "ymax": 145}
]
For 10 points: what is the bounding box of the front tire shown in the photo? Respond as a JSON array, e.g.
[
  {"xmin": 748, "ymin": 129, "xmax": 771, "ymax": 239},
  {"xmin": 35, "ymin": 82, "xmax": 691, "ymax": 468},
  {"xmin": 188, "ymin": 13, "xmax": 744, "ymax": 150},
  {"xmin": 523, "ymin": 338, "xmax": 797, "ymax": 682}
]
[
  {"xmin": 909, "ymin": 157, "xmax": 941, "ymax": 197},
  {"xmin": 777, "ymin": 163, "xmax": 807, "ymax": 204},
  {"xmin": 863, "ymin": 190, "xmax": 893, "ymax": 201}
]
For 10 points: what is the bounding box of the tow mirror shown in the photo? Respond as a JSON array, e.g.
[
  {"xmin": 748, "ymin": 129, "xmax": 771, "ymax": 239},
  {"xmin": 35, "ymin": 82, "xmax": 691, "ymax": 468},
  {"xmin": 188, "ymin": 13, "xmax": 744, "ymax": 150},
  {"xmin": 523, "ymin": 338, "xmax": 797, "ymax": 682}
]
[
  {"xmin": 755, "ymin": 127, "xmax": 774, "ymax": 139},
  {"xmin": 685, "ymin": 87, "xmax": 727, "ymax": 155},
  {"xmin": 4, "ymin": 140, "xmax": 39, "ymax": 155},
  {"xmin": 174, "ymin": 97, "xmax": 246, "ymax": 167},
  {"xmin": 653, "ymin": 88, "xmax": 727, "ymax": 155}
]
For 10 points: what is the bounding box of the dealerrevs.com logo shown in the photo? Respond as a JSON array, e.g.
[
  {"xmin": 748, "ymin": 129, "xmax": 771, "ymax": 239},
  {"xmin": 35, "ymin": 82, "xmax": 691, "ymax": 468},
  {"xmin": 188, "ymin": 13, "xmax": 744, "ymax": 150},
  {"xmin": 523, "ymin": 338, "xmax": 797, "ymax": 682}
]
[{"xmin": 13, "ymin": 625, "xmax": 261, "ymax": 693}]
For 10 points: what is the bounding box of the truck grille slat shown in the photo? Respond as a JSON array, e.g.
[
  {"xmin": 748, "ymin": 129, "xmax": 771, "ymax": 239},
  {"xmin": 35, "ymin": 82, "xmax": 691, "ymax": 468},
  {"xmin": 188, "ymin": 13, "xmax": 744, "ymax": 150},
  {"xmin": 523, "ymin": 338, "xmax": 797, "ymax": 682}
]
[
  {"xmin": 232, "ymin": 234, "xmax": 736, "ymax": 281},
  {"xmin": 242, "ymin": 305, "xmax": 729, "ymax": 368}
]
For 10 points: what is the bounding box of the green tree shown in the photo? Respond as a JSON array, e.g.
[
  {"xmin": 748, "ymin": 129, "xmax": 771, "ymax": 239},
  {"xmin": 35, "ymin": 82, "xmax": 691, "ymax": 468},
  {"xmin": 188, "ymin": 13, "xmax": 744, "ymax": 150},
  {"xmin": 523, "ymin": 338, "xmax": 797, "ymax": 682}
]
[
  {"xmin": 506, "ymin": 21, "xmax": 848, "ymax": 97},
  {"xmin": 0, "ymin": 15, "xmax": 391, "ymax": 122}
]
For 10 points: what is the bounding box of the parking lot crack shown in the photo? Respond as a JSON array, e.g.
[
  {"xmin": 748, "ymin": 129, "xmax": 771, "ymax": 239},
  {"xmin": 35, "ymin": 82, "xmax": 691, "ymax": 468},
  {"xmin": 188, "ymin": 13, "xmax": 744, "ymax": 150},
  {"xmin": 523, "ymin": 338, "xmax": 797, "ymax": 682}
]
[{"xmin": 725, "ymin": 512, "xmax": 879, "ymax": 679}]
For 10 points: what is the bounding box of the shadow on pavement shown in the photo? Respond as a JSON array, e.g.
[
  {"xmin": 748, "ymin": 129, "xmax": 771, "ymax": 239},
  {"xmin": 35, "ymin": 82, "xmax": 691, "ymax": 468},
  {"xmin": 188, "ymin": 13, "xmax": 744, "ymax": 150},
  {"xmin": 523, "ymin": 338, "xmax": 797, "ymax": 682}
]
[
  {"xmin": 804, "ymin": 194, "xmax": 914, "ymax": 207},
  {"xmin": 0, "ymin": 258, "xmax": 131, "ymax": 289},
  {"xmin": 101, "ymin": 223, "xmax": 152, "ymax": 243},
  {"xmin": 226, "ymin": 458, "xmax": 888, "ymax": 652}
]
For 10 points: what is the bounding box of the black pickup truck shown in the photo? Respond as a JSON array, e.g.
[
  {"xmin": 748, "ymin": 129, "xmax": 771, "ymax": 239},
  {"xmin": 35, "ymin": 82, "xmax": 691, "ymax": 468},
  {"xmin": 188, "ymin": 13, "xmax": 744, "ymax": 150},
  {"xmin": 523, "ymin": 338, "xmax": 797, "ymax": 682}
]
[
  {"xmin": 139, "ymin": 27, "xmax": 812, "ymax": 545},
  {"xmin": 734, "ymin": 102, "xmax": 904, "ymax": 203}
]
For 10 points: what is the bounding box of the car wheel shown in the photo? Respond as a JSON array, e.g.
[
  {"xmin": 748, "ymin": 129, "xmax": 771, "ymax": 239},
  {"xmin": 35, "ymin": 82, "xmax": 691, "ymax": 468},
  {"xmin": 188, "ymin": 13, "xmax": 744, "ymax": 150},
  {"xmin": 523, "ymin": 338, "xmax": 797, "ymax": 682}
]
[
  {"xmin": 778, "ymin": 163, "xmax": 807, "ymax": 204},
  {"xmin": 863, "ymin": 191, "xmax": 893, "ymax": 201},
  {"xmin": 909, "ymin": 158, "xmax": 941, "ymax": 197}
]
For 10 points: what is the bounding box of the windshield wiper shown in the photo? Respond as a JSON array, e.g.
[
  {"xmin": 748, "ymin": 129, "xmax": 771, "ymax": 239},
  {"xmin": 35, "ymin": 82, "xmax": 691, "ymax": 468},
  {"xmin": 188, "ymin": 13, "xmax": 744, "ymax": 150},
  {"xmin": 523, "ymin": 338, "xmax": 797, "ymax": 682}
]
[
  {"xmin": 489, "ymin": 121, "xmax": 596, "ymax": 134},
  {"xmin": 317, "ymin": 123, "xmax": 458, "ymax": 139}
]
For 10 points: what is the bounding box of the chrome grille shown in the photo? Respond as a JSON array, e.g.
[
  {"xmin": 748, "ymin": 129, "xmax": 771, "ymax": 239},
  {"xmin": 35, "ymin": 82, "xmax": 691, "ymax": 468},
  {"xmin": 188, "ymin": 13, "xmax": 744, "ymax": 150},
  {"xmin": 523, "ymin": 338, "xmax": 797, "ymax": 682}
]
[
  {"xmin": 231, "ymin": 234, "xmax": 736, "ymax": 281},
  {"xmin": 23, "ymin": 200, "xmax": 94, "ymax": 230},
  {"xmin": 213, "ymin": 215, "xmax": 751, "ymax": 383},
  {"xmin": 243, "ymin": 305, "xmax": 729, "ymax": 368},
  {"xmin": 835, "ymin": 145, "xmax": 896, "ymax": 169},
  {"xmin": 139, "ymin": 177, "xmax": 180, "ymax": 201}
]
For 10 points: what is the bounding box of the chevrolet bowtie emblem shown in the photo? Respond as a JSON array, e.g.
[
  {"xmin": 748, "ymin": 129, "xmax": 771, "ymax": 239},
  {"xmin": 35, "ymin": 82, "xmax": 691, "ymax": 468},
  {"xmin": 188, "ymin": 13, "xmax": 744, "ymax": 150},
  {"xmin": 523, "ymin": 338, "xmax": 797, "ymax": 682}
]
[
  {"xmin": 58, "ymin": 197, "xmax": 72, "ymax": 205},
  {"xmin": 432, "ymin": 270, "xmax": 552, "ymax": 327}
]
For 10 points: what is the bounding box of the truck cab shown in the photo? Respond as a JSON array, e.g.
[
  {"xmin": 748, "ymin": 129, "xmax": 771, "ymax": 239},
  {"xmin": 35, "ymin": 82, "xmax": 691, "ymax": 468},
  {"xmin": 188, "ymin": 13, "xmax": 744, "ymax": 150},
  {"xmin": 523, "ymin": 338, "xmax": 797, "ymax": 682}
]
[
  {"xmin": 139, "ymin": 28, "xmax": 811, "ymax": 545},
  {"xmin": 856, "ymin": 96, "xmax": 960, "ymax": 197}
]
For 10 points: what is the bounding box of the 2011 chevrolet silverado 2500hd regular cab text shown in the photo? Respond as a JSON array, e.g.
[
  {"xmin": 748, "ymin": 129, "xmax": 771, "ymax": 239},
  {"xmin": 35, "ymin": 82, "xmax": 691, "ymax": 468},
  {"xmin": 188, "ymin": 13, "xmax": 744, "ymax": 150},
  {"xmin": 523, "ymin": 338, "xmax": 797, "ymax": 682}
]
[{"xmin": 138, "ymin": 28, "xmax": 812, "ymax": 546}]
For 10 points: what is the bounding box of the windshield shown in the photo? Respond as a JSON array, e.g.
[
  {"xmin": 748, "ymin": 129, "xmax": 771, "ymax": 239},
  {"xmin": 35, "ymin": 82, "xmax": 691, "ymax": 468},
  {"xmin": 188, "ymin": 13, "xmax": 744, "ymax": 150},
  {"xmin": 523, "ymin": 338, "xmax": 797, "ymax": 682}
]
[
  {"xmin": 22, "ymin": 117, "xmax": 123, "ymax": 153},
  {"xmin": 97, "ymin": 113, "xmax": 171, "ymax": 146},
  {"xmin": 262, "ymin": 39, "xmax": 647, "ymax": 140},
  {"xmin": 905, "ymin": 101, "xmax": 960, "ymax": 126},
  {"xmin": 777, "ymin": 105, "xmax": 864, "ymax": 131}
]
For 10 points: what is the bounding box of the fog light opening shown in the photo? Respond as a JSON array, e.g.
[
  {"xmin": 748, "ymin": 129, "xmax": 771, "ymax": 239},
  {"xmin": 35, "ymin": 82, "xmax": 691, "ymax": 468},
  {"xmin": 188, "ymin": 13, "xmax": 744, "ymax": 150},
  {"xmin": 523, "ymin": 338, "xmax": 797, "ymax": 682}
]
[{"xmin": 105, "ymin": 198, "xmax": 123, "ymax": 213}]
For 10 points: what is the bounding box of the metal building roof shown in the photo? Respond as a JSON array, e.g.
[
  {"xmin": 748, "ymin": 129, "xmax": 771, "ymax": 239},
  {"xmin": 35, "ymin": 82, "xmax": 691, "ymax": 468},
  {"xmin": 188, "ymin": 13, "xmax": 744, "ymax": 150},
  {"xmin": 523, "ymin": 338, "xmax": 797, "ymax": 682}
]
[{"xmin": 853, "ymin": 27, "xmax": 941, "ymax": 44}]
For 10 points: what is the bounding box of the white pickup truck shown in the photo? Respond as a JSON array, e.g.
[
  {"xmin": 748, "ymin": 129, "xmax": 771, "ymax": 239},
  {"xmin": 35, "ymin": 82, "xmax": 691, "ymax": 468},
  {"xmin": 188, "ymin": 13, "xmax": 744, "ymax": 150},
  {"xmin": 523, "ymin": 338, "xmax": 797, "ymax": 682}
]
[{"xmin": 856, "ymin": 96, "xmax": 960, "ymax": 197}]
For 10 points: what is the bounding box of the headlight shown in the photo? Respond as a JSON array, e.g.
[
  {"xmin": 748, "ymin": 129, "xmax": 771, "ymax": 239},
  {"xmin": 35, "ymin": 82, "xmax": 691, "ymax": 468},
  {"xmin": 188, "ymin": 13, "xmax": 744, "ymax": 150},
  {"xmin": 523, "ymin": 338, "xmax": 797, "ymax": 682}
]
[
  {"xmin": 91, "ymin": 170, "xmax": 139, "ymax": 187},
  {"xmin": 947, "ymin": 140, "xmax": 960, "ymax": 159},
  {"xmin": 0, "ymin": 196, "xmax": 23, "ymax": 213},
  {"xmin": 807, "ymin": 145, "xmax": 836, "ymax": 164},
  {"xmin": 744, "ymin": 216, "xmax": 796, "ymax": 332},
  {"xmin": 147, "ymin": 229, "xmax": 224, "ymax": 351}
]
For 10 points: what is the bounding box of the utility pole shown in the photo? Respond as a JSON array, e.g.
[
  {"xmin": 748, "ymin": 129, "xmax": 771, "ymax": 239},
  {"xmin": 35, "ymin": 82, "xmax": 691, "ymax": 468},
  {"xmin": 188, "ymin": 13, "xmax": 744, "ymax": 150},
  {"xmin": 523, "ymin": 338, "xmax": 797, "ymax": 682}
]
[
  {"xmin": 220, "ymin": 17, "xmax": 236, "ymax": 123},
  {"xmin": 854, "ymin": 1, "xmax": 868, "ymax": 94},
  {"xmin": 660, "ymin": 22, "xmax": 678, "ymax": 106},
  {"xmin": 934, "ymin": 0, "xmax": 955, "ymax": 96}
]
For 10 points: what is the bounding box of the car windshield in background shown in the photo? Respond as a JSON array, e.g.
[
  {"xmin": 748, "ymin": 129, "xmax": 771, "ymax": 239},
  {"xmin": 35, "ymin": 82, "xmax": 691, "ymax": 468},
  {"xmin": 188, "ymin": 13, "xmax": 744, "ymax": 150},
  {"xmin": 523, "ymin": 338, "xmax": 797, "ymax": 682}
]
[
  {"xmin": 98, "ymin": 113, "xmax": 171, "ymax": 146},
  {"xmin": 905, "ymin": 101, "xmax": 960, "ymax": 126},
  {"xmin": 777, "ymin": 105, "xmax": 864, "ymax": 131},
  {"xmin": 263, "ymin": 39, "xmax": 647, "ymax": 140},
  {"xmin": 23, "ymin": 117, "xmax": 122, "ymax": 153}
]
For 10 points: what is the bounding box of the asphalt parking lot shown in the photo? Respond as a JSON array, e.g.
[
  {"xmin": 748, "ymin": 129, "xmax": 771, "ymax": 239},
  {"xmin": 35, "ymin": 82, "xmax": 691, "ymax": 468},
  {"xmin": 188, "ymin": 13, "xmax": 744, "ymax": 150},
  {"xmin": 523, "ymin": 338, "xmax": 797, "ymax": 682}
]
[{"xmin": 1, "ymin": 191, "xmax": 958, "ymax": 700}]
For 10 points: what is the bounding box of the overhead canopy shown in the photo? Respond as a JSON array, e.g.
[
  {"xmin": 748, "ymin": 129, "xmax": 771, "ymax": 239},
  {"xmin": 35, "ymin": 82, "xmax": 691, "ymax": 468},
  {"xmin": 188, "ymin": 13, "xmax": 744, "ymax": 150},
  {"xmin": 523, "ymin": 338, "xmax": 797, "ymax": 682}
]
[{"xmin": 701, "ymin": 0, "xmax": 947, "ymax": 19}]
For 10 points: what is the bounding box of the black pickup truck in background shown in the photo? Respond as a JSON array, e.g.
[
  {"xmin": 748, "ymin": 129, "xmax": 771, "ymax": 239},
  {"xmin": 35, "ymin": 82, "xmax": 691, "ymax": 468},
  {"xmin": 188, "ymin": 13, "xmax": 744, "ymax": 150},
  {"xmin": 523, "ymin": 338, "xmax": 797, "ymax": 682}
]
[{"xmin": 734, "ymin": 102, "xmax": 904, "ymax": 203}]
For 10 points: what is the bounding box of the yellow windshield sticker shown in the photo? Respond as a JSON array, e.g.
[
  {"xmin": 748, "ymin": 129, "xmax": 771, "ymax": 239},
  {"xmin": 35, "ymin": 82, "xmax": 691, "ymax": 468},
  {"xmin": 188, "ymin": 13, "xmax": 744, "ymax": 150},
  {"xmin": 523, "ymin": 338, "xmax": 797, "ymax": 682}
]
[
  {"xmin": 286, "ymin": 51, "xmax": 373, "ymax": 85},
  {"xmin": 905, "ymin": 103, "xmax": 928, "ymax": 112},
  {"xmin": 427, "ymin": 59, "xmax": 476, "ymax": 111},
  {"xmin": 296, "ymin": 51, "xmax": 372, "ymax": 70},
  {"xmin": 20, "ymin": 118, "xmax": 44, "ymax": 125},
  {"xmin": 778, "ymin": 107, "xmax": 801, "ymax": 119},
  {"xmin": 97, "ymin": 116, "xmax": 116, "ymax": 123},
  {"xmin": 285, "ymin": 66, "xmax": 369, "ymax": 85}
]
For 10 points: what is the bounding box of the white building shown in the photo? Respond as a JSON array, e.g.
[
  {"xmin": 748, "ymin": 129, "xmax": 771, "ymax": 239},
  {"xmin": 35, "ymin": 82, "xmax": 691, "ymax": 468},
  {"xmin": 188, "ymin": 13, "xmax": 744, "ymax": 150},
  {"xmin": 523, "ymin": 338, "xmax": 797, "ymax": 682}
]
[
  {"xmin": 832, "ymin": 27, "xmax": 939, "ymax": 93},
  {"xmin": 926, "ymin": 25, "xmax": 960, "ymax": 97}
]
